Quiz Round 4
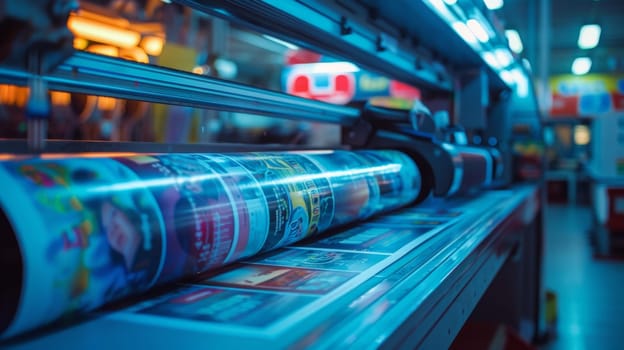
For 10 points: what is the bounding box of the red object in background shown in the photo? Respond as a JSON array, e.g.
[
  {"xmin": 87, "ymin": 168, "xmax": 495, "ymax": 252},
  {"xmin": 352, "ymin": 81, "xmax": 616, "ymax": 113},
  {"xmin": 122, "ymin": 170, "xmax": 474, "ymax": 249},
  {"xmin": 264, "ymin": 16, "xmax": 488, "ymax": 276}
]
[
  {"xmin": 612, "ymin": 93, "xmax": 624, "ymax": 110},
  {"xmin": 287, "ymin": 72, "xmax": 356, "ymax": 105},
  {"xmin": 547, "ymin": 180, "xmax": 568, "ymax": 204},
  {"xmin": 451, "ymin": 323, "xmax": 535, "ymax": 350},
  {"xmin": 389, "ymin": 80, "xmax": 421, "ymax": 100},
  {"xmin": 285, "ymin": 49, "xmax": 322, "ymax": 65},
  {"xmin": 550, "ymin": 94, "xmax": 579, "ymax": 117},
  {"xmin": 292, "ymin": 75, "xmax": 310, "ymax": 94},
  {"xmin": 607, "ymin": 188, "xmax": 624, "ymax": 232}
]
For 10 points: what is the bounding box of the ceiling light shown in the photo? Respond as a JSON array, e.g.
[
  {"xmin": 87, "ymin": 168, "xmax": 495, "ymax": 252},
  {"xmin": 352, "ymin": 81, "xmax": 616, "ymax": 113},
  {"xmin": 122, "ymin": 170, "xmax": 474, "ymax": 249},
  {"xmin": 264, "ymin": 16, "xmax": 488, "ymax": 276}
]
[
  {"xmin": 572, "ymin": 57, "xmax": 592, "ymax": 75},
  {"xmin": 483, "ymin": 0, "xmax": 504, "ymax": 10},
  {"xmin": 482, "ymin": 51, "xmax": 498, "ymax": 68},
  {"xmin": 578, "ymin": 24, "xmax": 601, "ymax": 49},
  {"xmin": 443, "ymin": 0, "xmax": 457, "ymax": 4},
  {"xmin": 494, "ymin": 48, "xmax": 513, "ymax": 67},
  {"xmin": 505, "ymin": 29, "xmax": 523, "ymax": 53},
  {"xmin": 467, "ymin": 19, "xmax": 490, "ymax": 43},
  {"xmin": 511, "ymin": 68, "xmax": 528, "ymax": 97},
  {"xmin": 500, "ymin": 70, "xmax": 513, "ymax": 84},
  {"xmin": 452, "ymin": 21, "xmax": 478, "ymax": 44}
]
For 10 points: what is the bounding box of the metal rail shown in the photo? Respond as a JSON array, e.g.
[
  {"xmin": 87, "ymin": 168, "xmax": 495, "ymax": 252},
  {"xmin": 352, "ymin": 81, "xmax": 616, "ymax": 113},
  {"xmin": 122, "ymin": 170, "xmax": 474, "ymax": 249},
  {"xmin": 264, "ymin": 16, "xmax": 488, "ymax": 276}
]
[{"xmin": 0, "ymin": 51, "xmax": 361, "ymax": 126}]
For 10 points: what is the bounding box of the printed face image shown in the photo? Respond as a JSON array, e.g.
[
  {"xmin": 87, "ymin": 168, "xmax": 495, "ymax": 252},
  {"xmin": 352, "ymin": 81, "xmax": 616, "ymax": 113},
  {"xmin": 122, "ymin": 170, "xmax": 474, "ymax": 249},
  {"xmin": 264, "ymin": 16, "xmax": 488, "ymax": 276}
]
[{"xmin": 101, "ymin": 201, "xmax": 142, "ymax": 270}]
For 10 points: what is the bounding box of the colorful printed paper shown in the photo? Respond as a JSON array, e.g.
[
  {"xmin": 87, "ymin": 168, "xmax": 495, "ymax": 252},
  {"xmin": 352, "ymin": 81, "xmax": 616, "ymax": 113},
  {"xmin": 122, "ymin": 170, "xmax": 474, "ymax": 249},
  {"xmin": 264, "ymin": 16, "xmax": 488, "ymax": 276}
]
[{"xmin": 0, "ymin": 149, "xmax": 421, "ymax": 338}]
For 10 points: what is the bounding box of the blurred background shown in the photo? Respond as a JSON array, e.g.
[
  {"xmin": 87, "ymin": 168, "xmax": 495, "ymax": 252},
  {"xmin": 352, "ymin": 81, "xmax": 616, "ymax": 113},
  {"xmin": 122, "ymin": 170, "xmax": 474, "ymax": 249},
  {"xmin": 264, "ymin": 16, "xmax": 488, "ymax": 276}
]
[{"xmin": 0, "ymin": 1, "xmax": 623, "ymax": 348}]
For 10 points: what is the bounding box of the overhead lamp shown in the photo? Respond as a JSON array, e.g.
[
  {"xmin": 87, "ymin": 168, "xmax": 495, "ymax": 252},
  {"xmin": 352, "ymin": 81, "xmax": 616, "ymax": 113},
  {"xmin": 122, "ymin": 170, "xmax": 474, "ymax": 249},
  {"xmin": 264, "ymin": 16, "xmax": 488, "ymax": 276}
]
[
  {"xmin": 443, "ymin": 0, "xmax": 457, "ymax": 4},
  {"xmin": 467, "ymin": 19, "xmax": 490, "ymax": 43},
  {"xmin": 483, "ymin": 0, "xmax": 504, "ymax": 10},
  {"xmin": 494, "ymin": 48, "xmax": 513, "ymax": 68},
  {"xmin": 500, "ymin": 70, "xmax": 513, "ymax": 84},
  {"xmin": 482, "ymin": 51, "xmax": 498, "ymax": 68},
  {"xmin": 505, "ymin": 29, "xmax": 523, "ymax": 53},
  {"xmin": 67, "ymin": 14, "xmax": 141, "ymax": 49},
  {"xmin": 452, "ymin": 21, "xmax": 478, "ymax": 44},
  {"xmin": 511, "ymin": 68, "xmax": 528, "ymax": 97},
  {"xmin": 578, "ymin": 24, "xmax": 601, "ymax": 49},
  {"xmin": 572, "ymin": 57, "xmax": 592, "ymax": 75}
]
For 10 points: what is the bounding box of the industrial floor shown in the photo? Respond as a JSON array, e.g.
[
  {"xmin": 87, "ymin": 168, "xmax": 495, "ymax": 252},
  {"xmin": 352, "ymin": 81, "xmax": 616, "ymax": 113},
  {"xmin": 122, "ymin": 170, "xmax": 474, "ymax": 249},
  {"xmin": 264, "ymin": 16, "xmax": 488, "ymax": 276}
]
[{"xmin": 541, "ymin": 204, "xmax": 624, "ymax": 350}]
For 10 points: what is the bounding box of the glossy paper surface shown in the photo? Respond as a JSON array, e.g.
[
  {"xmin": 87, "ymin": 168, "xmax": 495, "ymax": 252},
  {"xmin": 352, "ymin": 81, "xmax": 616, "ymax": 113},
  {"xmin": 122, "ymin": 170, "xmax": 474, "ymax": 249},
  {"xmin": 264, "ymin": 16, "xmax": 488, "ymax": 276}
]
[{"xmin": 0, "ymin": 150, "xmax": 420, "ymax": 338}]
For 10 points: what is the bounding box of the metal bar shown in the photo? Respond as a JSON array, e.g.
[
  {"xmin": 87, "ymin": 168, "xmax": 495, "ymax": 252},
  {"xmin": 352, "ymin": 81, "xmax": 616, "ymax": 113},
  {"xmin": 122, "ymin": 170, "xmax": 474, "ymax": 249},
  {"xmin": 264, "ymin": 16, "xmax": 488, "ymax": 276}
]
[
  {"xmin": 175, "ymin": 0, "xmax": 453, "ymax": 93},
  {"xmin": 0, "ymin": 51, "xmax": 360, "ymax": 126},
  {"xmin": 0, "ymin": 140, "xmax": 328, "ymax": 155}
]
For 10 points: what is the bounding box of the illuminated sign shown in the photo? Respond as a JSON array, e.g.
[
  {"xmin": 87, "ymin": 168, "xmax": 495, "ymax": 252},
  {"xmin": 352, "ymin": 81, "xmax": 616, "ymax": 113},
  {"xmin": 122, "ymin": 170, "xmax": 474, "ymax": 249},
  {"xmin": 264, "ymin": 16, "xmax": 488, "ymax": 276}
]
[
  {"xmin": 283, "ymin": 62, "xmax": 420, "ymax": 105},
  {"xmin": 550, "ymin": 74, "xmax": 624, "ymax": 117}
]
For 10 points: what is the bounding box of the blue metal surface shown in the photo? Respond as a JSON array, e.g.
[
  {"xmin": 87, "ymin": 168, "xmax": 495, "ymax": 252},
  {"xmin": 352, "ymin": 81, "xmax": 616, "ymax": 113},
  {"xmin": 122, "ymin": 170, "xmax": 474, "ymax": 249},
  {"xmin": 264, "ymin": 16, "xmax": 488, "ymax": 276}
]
[{"xmin": 0, "ymin": 51, "xmax": 361, "ymax": 126}]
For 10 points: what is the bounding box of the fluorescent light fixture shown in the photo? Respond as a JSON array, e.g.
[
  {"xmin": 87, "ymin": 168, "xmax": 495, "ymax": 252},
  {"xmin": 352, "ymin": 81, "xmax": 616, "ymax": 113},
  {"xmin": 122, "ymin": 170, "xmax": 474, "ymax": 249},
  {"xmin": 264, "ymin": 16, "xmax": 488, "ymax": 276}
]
[
  {"xmin": 443, "ymin": 0, "xmax": 457, "ymax": 4},
  {"xmin": 500, "ymin": 70, "xmax": 513, "ymax": 84},
  {"xmin": 452, "ymin": 22, "xmax": 478, "ymax": 44},
  {"xmin": 494, "ymin": 48, "xmax": 513, "ymax": 67},
  {"xmin": 505, "ymin": 29, "xmax": 523, "ymax": 53},
  {"xmin": 67, "ymin": 14, "xmax": 141, "ymax": 49},
  {"xmin": 572, "ymin": 57, "xmax": 592, "ymax": 75},
  {"xmin": 511, "ymin": 68, "xmax": 528, "ymax": 97},
  {"xmin": 483, "ymin": 0, "xmax": 504, "ymax": 10},
  {"xmin": 482, "ymin": 51, "xmax": 499, "ymax": 68},
  {"xmin": 578, "ymin": 24, "xmax": 601, "ymax": 49},
  {"xmin": 425, "ymin": 0, "xmax": 457, "ymax": 24},
  {"xmin": 428, "ymin": 0, "xmax": 450, "ymax": 13},
  {"xmin": 262, "ymin": 34, "xmax": 299, "ymax": 50},
  {"xmin": 467, "ymin": 19, "xmax": 490, "ymax": 43}
]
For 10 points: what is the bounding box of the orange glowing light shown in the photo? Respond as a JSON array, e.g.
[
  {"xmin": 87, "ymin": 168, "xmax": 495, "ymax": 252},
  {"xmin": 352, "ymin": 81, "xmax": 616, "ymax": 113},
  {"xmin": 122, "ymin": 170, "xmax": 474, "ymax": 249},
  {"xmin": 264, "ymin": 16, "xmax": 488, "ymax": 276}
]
[
  {"xmin": 87, "ymin": 44, "xmax": 119, "ymax": 57},
  {"xmin": 141, "ymin": 36, "xmax": 164, "ymax": 56},
  {"xmin": 0, "ymin": 85, "xmax": 30, "ymax": 107},
  {"xmin": 73, "ymin": 37, "xmax": 89, "ymax": 50},
  {"xmin": 51, "ymin": 91, "xmax": 71, "ymax": 106},
  {"xmin": 97, "ymin": 96, "xmax": 117, "ymax": 111},
  {"xmin": 68, "ymin": 14, "xmax": 140, "ymax": 49}
]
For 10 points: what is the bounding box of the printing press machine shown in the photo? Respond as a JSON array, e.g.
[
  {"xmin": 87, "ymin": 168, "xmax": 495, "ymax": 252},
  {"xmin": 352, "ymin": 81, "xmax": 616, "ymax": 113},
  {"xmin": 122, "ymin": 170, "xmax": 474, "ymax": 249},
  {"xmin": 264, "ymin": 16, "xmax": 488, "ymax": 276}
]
[{"xmin": 0, "ymin": 1, "xmax": 544, "ymax": 349}]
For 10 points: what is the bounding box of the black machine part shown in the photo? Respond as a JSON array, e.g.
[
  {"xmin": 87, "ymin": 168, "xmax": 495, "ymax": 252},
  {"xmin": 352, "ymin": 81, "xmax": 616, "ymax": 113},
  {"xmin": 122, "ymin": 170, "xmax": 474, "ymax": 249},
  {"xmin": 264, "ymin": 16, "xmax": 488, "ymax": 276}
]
[
  {"xmin": 0, "ymin": 0, "xmax": 76, "ymax": 73},
  {"xmin": 343, "ymin": 103, "xmax": 463, "ymax": 202}
]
